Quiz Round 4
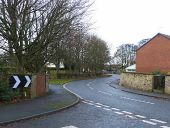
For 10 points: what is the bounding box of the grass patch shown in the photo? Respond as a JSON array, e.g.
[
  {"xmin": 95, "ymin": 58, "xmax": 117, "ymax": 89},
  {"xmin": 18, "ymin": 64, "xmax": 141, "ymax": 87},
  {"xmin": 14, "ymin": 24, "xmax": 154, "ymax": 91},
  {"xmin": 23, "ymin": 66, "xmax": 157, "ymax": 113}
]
[
  {"xmin": 49, "ymin": 74, "xmax": 112, "ymax": 85},
  {"xmin": 49, "ymin": 79, "xmax": 74, "ymax": 85}
]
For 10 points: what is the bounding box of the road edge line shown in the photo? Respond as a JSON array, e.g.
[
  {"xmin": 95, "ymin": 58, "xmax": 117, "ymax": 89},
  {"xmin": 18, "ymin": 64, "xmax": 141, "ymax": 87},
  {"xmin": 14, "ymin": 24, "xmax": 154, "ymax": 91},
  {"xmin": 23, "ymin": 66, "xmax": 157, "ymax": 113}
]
[{"xmin": 63, "ymin": 83, "xmax": 83, "ymax": 99}]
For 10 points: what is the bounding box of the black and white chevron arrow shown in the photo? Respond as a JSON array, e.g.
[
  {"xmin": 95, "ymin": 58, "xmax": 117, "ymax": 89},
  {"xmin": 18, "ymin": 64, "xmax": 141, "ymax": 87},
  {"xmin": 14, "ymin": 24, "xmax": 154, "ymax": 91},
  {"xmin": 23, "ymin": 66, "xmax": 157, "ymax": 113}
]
[{"xmin": 9, "ymin": 75, "xmax": 31, "ymax": 89}]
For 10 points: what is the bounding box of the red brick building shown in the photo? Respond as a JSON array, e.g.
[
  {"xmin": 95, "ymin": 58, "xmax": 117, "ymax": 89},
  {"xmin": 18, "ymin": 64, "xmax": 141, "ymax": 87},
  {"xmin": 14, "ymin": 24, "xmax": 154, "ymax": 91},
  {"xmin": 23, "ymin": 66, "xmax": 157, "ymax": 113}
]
[{"xmin": 136, "ymin": 33, "xmax": 170, "ymax": 73}]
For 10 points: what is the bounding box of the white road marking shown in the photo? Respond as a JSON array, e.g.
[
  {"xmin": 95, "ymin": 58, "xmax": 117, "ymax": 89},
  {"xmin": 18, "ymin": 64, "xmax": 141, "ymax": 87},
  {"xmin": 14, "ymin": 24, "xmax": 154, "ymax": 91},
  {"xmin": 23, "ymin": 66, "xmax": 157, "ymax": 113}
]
[
  {"xmin": 111, "ymin": 108, "xmax": 120, "ymax": 111},
  {"xmin": 86, "ymin": 80, "xmax": 96, "ymax": 87},
  {"xmin": 122, "ymin": 111, "xmax": 133, "ymax": 115},
  {"xmin": 114, "ymin": 112, "xmax": 124, "ymax": 115},
  {"xmin": 96, "ymin": 103, "xmax": 103, "ymax": 106},
  {"xmin": 86, "ymin": 82, "xmax": 92, "ymax": 86},
  {"xmin": 150, "ymin": 119, "xmax": 167, "ymax": 124},
  {"xmin": 62, "ymin": 126, "xmax": 78, "ymax": 128},
  {"xmin": 94, "ymin": 102, "xmax": 110, "ymax": 108},
  {"xmin": 160, "ymin": 126, "xmax": 170, "ymax": 128},
  {"xmin": 125, "ymin": 115, "xmax": 137, "ymax": 119},
  {"xmin": 98, "ymin": 91, "xmax": 112, "ymax": 96},
  {"xmin": 84, "ymin": 100, "xmax": 110, "ymax": 108},
  {"xmin": 84, "ymin": 100, "xmax": 94, "ymax": 103},
  {"xmin": 82, "ymin": 101, "xmax": 90, "ymax": 104},
  {"xmin": 89, "ymin": 87, "xmax": 94, "ymax": 90},
  {"xmin": 100, "ymin": 104, "xmax": 110, "ymax": 108},
  {"xmin": 121, "ymin": 97, "xmax": 155, "ymax": 105},
  {"xmin": 142, "ymin": 120, "xmax": 157, "ymax": 125},
  {"xmin": 103, "ymin": 108, "xmax": 111, "ymax": 111},
  {"xmin": 82, "ymin": 101, "xmax": 94, "ymax": 105},
  {"xmin": 63, "ymin": 84, "xmax": 83, "ymax": 99},
  {"xmin": 95, "ymin": 105, "xmax": 101, "ymax": 108},
  {"xmin": 135, "ymin": 115, "xmax": 146, "ymax": 119}
]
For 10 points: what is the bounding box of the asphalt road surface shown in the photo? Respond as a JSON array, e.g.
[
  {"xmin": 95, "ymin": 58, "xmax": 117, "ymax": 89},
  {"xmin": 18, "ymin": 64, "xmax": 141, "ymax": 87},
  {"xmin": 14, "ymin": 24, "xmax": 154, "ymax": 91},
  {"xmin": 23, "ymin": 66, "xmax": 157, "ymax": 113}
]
[{"xmin": 3, "ymin": 75, "xmax": 170, "ymax": 128}]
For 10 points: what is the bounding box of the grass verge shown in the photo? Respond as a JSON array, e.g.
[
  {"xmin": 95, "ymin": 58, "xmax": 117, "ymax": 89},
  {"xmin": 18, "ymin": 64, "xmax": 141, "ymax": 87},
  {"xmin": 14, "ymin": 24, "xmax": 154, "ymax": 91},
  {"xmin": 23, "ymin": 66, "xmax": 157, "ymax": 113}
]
[
  {"xmin": 49, "ymin": 74, "xmax": 113, "ymax": 85},
  {"xmin": 49, "ymin": 79, "xmax": 74, "ymax": 85}
]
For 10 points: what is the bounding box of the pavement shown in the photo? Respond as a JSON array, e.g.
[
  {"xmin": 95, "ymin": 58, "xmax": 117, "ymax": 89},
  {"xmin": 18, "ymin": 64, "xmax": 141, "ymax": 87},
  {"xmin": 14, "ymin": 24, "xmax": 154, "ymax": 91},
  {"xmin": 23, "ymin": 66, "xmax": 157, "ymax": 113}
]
[
  {"xmin": 0, "ymin": 84, "xmax": 79, "ymax": 125},
  {"xmin": 109, "ymin": 78, "xmax": 170, "ymax": 100}
]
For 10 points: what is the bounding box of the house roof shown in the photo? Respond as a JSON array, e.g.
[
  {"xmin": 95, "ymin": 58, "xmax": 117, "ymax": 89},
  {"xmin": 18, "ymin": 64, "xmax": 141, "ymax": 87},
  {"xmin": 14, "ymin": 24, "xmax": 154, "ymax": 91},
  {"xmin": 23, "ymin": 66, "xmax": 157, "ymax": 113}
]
[
  {"xmin": 46, "ymin": 63, "xmax": 56, "ymax": 68},
  {"xmin": 137, "ymin": 33, "xmax": 170, "ymax": 51},
  {"xmin": 126, "ymin": 64, "xmax": 136, "ymax": 70}
]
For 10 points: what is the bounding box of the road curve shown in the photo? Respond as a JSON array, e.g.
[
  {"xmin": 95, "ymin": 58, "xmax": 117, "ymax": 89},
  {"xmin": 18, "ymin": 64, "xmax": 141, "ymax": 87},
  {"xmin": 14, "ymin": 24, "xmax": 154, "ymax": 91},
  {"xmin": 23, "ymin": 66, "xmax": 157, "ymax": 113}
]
[{"xmin": 3, "ymin": 75, "xmax": 170, "ymax": 128}]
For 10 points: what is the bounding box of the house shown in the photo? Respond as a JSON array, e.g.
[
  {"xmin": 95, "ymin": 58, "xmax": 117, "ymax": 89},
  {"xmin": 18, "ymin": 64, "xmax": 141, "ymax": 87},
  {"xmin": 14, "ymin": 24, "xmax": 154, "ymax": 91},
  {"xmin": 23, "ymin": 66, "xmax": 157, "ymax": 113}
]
[
  {"xmin": 136, "ymin": 33, "xmax": 170, "ymax": 73},
  {"xmin": 46, "ymin": 62, "xmax": 64, "ymax": 69},
  {"xmin": 125, "ymin": 64, "xmax": 136, "ymax": 72}
]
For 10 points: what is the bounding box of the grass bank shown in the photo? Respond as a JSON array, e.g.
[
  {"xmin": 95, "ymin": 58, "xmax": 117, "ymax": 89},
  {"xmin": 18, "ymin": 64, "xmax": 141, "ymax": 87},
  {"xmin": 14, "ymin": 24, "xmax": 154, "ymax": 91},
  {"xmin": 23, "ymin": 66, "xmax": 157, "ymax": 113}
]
[{"xmin": 49, "ymin": 74, "xmax": 112, "ymax": 85}]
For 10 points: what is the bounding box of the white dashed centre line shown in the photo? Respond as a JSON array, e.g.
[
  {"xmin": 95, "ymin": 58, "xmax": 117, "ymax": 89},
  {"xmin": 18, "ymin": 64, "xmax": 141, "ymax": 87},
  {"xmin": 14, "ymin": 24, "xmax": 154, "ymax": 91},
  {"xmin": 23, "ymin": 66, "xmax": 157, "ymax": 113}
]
[
  {"xmin": 125, "ymin": 115, "xmax": 137, "ymax": 119},
  {"xmin": 142, "ymin": 120, "xmax": 157, "ymax": 125},
  {"xmin": 150, "ymin": 119, "xmax": 167, "ymax": 124},
  {"xmin": 98, "ymin": 91, "xmax": 112, "ymax": 96},
  {"xmin": 84, "ymin": 100, "xmax": 94, "ymax": 103},
  {"xmin": 82, "ymin": 100, "xmax": 168, "ymax": 127},
  {"xmin": 122, "ymin": 111, "xmax": 133, "ymax": 115},
  {"xmin": 135, "ymin": 115, "xmax": 146, "ymax": 119},
  {"xmin": 111, "ymin": 108, "xmax": 120, "ymax": 111},
  {"xmin": 62, "ymin": 126, "xmax": 78, "ymax": 128},
  {"xmin": 89, "ymin": 87, "xmax": 94, "ymax": 90},
  {"xmin": 95, "ymin": 105, "xmax": 101, "ymax": 108},
  {"xmin": 121, "ymin": 97, "xmax": 155, "ymax": 105},
  {"xmin": 160, "ymin": 126, "xmax": 170, "ymax": 128},
  {"xmin": 96, "ymin": 103, "xmax": 103, "ymax": 106},
  {"xmin": 114, "ymin": 112, "xmax": 124, "ymax": 115},
  {"xmin": 103, "ymin": 108, "xmax": 111, "ymax": 111},
  {"xmin": 82, "ymin": 101, "xmax": 94, "ymax": 105},
  {"xmin": 100, "ymin": 104, "xmax": 110, "ymax": 108}
]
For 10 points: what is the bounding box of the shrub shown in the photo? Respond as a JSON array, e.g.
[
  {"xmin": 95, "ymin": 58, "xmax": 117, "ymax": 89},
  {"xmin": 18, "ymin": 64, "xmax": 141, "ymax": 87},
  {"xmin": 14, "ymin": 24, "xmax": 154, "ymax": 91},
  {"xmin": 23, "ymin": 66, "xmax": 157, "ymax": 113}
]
[
  {"xmin": 0, "ymin": 81, "xmax": 19, "ymax": 102},
  {"xmin": 152, "ymin": 70, "xmax": 165, "ymax": 75}
]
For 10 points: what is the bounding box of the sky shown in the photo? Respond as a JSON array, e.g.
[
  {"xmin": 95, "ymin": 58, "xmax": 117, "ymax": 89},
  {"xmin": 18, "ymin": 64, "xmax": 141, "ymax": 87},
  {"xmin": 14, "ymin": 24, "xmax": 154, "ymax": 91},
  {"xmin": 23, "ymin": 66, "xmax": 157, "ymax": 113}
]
[{"xmin": 90, "ymin": 0, "xmax": 170, "ymax": 55}]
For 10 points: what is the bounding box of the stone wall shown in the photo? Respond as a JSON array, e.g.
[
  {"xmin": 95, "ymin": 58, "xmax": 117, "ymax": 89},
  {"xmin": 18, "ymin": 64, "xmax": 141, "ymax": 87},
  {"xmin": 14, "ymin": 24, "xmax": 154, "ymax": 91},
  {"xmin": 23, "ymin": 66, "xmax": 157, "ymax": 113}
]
[
  {"xmin": 120, "ymin": 73, "xmax": 153, "ymax": 91},
  {"xmin": 165, "ymin": 75, "xmax": 170, "ymax": 94}
]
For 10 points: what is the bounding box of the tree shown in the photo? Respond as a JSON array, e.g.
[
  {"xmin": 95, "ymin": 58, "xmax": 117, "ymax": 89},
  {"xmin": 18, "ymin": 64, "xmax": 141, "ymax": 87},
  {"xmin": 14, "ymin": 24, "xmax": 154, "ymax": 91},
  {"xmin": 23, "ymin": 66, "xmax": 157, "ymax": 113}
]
[
  {"xmin": 84, "ymin": 35, "xmax": 110, "ymax": 74},
  {"xmin": 138, "ymin": 38, "xmax": 150, "ymax": 47},
  {"xmin": 0, "ymin": 0, "xmax": 91, "ymax": 73},
  {"xmin": 113, "ymin": 44, "xmax": 137, "ymax": 68}
]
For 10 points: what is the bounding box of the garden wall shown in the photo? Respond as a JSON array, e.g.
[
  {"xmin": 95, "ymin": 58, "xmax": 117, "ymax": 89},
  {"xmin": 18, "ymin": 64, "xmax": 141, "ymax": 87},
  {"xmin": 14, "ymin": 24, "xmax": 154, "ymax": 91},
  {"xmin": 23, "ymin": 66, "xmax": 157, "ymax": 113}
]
[
  {"xmin": 165, "ymin": 75, "xmax": 170, "ymax": 94},
  {"xmin": 120, "ymin": 73, "xmax": 153, "ymax": 91},
  {"xmin": 31, "ymin": 74, "xmax": 49, "ymax": 98},
  {"xmin": 120, "ymin": 73, "xmax": 170, "ymax": 95}
]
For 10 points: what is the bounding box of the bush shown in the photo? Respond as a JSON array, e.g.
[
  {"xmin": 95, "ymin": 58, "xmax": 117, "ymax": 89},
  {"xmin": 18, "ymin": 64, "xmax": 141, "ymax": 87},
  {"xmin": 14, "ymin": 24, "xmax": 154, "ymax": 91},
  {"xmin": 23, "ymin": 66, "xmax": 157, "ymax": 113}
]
[
  {"xmin": 152, "ymin": 70, "xmax": 165, "ymax": 75},
  {"xmin": 0, "ymin": 81, "xmax": 19, "ymax": 102}
]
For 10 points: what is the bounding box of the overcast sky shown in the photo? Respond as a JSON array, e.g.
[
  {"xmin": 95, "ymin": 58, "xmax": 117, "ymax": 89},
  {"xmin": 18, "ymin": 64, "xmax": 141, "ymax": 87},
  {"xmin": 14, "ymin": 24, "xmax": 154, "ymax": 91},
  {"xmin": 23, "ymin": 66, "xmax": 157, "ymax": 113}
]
[{"xmin": 91, "ymin": 0, "xmax": 170, "ymax": 55}]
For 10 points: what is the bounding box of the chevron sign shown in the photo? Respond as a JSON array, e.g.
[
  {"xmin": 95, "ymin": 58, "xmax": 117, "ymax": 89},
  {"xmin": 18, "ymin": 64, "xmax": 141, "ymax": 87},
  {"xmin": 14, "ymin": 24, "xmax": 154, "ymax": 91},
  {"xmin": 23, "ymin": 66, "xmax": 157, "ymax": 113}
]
[{"xmin": 9, "ymin": 75, "xmax": 31, "ymax": 89}]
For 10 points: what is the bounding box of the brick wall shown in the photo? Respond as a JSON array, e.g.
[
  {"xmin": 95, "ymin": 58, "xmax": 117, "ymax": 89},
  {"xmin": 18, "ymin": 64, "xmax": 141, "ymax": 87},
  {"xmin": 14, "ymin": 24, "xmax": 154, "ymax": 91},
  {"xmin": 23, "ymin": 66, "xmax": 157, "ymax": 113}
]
[
  {"xmin": 31, "ymin": 74, "xmax": 49, "ymax": 98},
  {"xmin": 120, "ymin": 73, "xmax": 153, "ymax": 91},
  {"xmin": 136, "ymin": 34, "xmax": 170, "ymax": 73}
]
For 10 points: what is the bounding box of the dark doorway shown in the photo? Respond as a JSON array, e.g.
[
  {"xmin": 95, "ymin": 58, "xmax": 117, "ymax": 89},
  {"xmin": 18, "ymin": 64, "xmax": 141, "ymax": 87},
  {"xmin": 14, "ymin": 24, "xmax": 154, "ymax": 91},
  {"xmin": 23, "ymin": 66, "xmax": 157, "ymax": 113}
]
[{"xmin": 153, "ymin": 75, "xmax": 165, "ymax": 93}]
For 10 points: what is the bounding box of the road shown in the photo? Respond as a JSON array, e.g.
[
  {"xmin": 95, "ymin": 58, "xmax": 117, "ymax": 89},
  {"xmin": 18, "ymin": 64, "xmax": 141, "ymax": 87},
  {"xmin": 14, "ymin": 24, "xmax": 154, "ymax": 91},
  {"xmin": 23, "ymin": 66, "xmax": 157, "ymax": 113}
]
[{"xmin": 3, "ymin": 75, "xmax": 170, "ymax": 128}]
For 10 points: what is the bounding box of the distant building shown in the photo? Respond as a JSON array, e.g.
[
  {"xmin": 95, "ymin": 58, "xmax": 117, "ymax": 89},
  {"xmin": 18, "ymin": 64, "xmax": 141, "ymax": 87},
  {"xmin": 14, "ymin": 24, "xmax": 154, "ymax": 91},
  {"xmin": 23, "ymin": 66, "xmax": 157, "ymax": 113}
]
[
  {"xmin": 125, "ymin": 64, "xmax": 136, "ymax": 72},
  {"xmin": 136, "ymin": 33, "xmax": 170, "ymax": 73},
  {"xmin": 46, "ymin": 62, "xmax": 64, "ymax": 69}
]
